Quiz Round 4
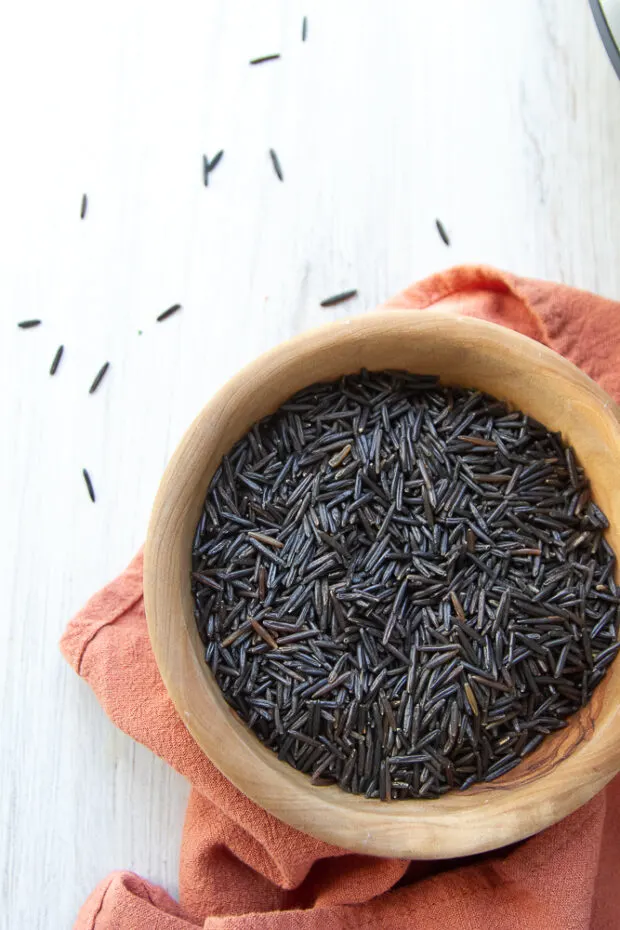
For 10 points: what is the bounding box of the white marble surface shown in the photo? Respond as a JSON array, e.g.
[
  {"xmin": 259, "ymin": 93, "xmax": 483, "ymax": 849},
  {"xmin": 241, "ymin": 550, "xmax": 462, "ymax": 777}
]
[{"xmin": 1, "ymin": 1, "xmax": 620, "ymax": 926}]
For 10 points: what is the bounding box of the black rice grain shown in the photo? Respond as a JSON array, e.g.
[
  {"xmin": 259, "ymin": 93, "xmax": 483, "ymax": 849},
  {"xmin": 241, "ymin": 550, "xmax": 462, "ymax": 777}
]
[
  {"xmin": 80, "ymin": 194, "xmax": 88, "ymax": 219},
  {"xmin": 82, "ymin": 468, "xmax": 95, "ymax": 502},
  {"xmin": 18, "ymin": 320, "xmax": 41, "ymax": 329},
  {"xmin": 436, "ymin": 219, "xmax": 450, "ymax": 246},
  {"xmin": 192, "ymin": 371, "xmax": 618, "ymax": 800},
  {"xmin": 250, "ymin": 54, "xmax": 281, "ymax": 65},
  {"xmin": 49, "ymin": 345, "xmax": 64, "ymax": 376},
  {"xmin": 269, "ymin": 149, "xmax": 284, "ymax": 181},
  {"xmin": 88, "ymin": 361, "xmax": 110, "ymax": 395},
  {"xmin": 320, "ymin": 290, "xmax": 358, "ymax": 308},
  {"xmin": 208, "ymin": 150, "xmax": 224, "ymax": 173},
  {"xmin": 157, "ymin": 304, "xmax": 182, "ymax": 323},
  {"xmin": 302, "ymin": 16, "xmax": 308, "ymax": 41}
]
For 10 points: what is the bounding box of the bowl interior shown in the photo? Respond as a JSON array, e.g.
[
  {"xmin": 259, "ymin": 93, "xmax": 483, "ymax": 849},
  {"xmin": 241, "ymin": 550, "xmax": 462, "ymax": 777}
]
[{"xmin": 144, "ymin": 309, "xmax": 620, "ymax": 858}]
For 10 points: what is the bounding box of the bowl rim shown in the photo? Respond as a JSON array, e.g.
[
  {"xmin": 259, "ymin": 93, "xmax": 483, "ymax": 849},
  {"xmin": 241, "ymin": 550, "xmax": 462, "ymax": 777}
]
[{"xmin": 144, "ymin": 308, "xmax": 620, "ymax": 859}]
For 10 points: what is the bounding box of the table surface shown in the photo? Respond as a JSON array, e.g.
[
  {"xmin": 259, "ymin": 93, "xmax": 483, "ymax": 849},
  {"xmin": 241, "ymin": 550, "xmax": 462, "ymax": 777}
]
[{"xmin": 2, "ymin": 1, "xmax": 620, "ymax": 925}]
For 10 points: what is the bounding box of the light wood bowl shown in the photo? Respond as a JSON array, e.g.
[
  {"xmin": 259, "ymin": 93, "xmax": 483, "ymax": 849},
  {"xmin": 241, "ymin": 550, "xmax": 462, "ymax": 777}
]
[{"xmin": 144, "ymin": 310, "xmax": 620, "ymax": 859}]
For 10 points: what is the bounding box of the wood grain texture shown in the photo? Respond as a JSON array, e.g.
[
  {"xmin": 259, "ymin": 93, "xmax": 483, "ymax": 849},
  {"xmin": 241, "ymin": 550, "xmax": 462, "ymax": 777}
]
[
  {"xmin": 1, "ymin": 0, "xmax": 620, "ymax": 923},
  {"xmin": 144, "ymin": 311, "xmax": 620, "ymax": 859}
]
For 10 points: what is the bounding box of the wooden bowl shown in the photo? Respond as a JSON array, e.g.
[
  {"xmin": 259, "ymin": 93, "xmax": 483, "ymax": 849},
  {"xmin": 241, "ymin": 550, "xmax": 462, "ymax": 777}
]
[{"xmin": 144, "ymin": 309, "xmax": 620, "ymax": 859}]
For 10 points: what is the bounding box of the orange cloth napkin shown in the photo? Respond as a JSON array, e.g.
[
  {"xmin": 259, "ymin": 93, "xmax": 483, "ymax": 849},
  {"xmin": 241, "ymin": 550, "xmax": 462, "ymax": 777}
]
[{"xmin": 62, "ymin": 266, "xmax": 620, "ymax": 930}]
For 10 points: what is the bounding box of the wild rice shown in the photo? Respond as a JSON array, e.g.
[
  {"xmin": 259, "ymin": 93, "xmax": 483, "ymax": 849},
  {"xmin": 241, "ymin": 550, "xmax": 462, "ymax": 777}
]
[
  {"xmin": 82, "ymin": 468, "xmax": 95, "ymax": 502},
  {"xmin": 269, "ymin": 149, "xmax": 284, "ymax": 181},
  {"xmin": 49, "ymin": 345, "xmax": 64, "ymax": 376},
  {"xmin": 208, "ymin": 150, "xmax": 224, "ymax": 173},
  {"xmin": 250, "ymin": 54, "xmax": 281, "ymax": 65},
  {"xmin": 157, "ymin": 304, "xmax": 182, "ymax": 323},
  {"xmin": 192, "ymin": 371, "xmax": 618, "ymax": 799},
  {"xmin": 320, "ymin": 290, "xmax": 358, "ymax": 308},
  {"xmin": 436, "ymin": 219, "xmax": 450, "ymax": 246},
  {"xmin": 88, "ymin": 361, "xmax": 110, "ymax": 395}
]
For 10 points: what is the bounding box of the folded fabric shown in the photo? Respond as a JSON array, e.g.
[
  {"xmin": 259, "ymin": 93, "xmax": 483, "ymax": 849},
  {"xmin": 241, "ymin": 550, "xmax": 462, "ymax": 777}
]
[{"xmin": 61, "ymin": 265, "xmax": 620, "ymax": 930}]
